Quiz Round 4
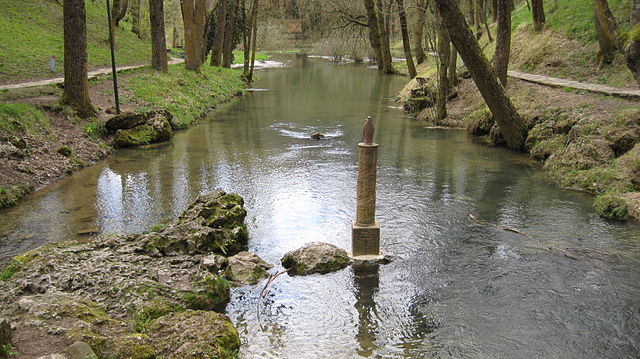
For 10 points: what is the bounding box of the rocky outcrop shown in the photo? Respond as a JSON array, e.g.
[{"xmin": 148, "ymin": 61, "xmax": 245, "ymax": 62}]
[
  {"xmin": 281, "ymin": 242, "xmax": 351, "ymax": 275},
  {"xmin": 225, "ymin": 251, "xmax": 272, "ymax": 285},
  {"xmin": 107, "ymin": 110, "xmax": 176, "ymax": 148},
  {"xmin": 0, "ymin": 190, "xmax": 248, "ymax": 358}
]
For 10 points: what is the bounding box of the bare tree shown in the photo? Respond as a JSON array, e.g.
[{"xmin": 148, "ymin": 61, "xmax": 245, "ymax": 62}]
[
  {"xmin": 413, "ymin": 0, "xmax": 428, "ymax": 64},
  {"xmin": 375, "ymin": 0, "xmax": 394, "ymax": 73},
  {"xmin": 63, "ymin": 0, "xmax": 95, "ymax": 118},
  {"xmin": 363, "ymin": 0, "xmax": 384, "ymax": 69},
  {"xmin": 433, "ymin": 0, "xmax": 527, "ymax": 149},
  {"xmin": 435, "ymin": 10, "xmax": 450, "ymax": 121},
  {"xmin": 223, "ymin": 0, "xmax": 240, "ymax": 68},
  {"xmin": 397, "ymin": 0, "xmax": 417, "ymax": 78},
  {"xmin": 493, "ymin": 0, "xmax": 511, "ymax": 85},
  {"xmin": 150, "ymin": 0, "xmax": 168, "ymax": 72}
]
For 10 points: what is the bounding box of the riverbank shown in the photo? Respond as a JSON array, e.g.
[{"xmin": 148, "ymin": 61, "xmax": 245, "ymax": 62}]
[
  {"xmin": 0, "ymin": 63, "xmax": 246, "ymax": 208},
  {"xmin": 398, "ymin": 71, "xmax": 640, "ymax": 220}
]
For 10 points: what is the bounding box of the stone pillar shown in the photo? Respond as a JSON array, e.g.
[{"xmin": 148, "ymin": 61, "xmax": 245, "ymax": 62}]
[{"xmin": 352, "ymin": 116, "xmax": 380, "ymax": 257}]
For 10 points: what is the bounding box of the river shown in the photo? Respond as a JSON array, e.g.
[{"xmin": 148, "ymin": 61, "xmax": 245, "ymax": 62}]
[{"xmin": 1, "ymin": 55, "xmax": 639, "ymax": 358}]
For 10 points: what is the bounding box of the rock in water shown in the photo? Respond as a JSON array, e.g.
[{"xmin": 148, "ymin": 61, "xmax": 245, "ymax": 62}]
[
  {"xmin": 310, "ymin": 132, "xmax": 325, "ymax": 140},
  {"xmin": 225, "ymin": 251, "xmax": 272, "ymax": 285},
  {"xmin": 281, "ymin": 242, "xmax": 351, "ymax": 275}
]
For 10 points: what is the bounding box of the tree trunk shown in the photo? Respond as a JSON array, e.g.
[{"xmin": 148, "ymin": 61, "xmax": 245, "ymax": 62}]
[
  {"xmin": 223, "ymin": 0, "xmax": 240, "ymax": 68},
  {"xmin": 211, "ymin": 0, "xmax": 228, "ymax": 66},
  {"xmin": 363, "ymin": 0, "xmax": 384, "ymax": 69},
  {"xmin": 181, "ymin": 0, "xmax": 207, "ymax": 71},
  {"xmin": 63, "ymin": 0, "xmax": 94, "ymax": 118},
  {"xmin": 150, "ymin": 0, "xmax": 168, "ymax": 72},
  {"xmin": 242, "ymin": 0, "xmax": 251, "ymax": 76},
  {"xmin": 376, "ymin": 0, "xmax": 395, "ymax": 73},
  {"xmin": 131, "ymin": 0, "xmax": 141, "ymax": 38},
  {"xmin": 531, "ymin": 0, "xmax": 545, "ymax": 32},
  {"xmin": 593, "ymin": 0, "xmax": 621, "ymax": 68},
  {"xmin": 413, "ymin": 0, "xmax": 428, "ymax": 64},
  {"xmin": 493, "ymin": 0, "xmax": 510, "ymax": 86},
  {"xmin": 491, "ymin": 0, "xmax": 497, "ymax": 22},
  {"xmin": 397, "ymin": 0, "xmax": 417, "ymax": 78},
  {"xmin": 433, "ymin": 0, "xmax": 527, "ymax": 150},
  {"xmin": 435, "ymin": 12, "xmax": 450, "ymax": 122},
  {"xmin": 247, "ymin": 0, "xmax": 259, "ymax": 82},
  {"xmin": 449, "ymin": 43, "xmax": 458, "ymax": 87},
  {"xmin": 626, "ymin": 2, "xmax": 640, "ymax": 85}
]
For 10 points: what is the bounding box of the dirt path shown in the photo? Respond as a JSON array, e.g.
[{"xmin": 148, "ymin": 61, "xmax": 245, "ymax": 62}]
[
  {"xmin": 507, "ymin": 70, "xmax": 640, "ymax": 99},
  {"xmin": 0, "ymin": 59, "xmax": 184, "ymax": 91}
]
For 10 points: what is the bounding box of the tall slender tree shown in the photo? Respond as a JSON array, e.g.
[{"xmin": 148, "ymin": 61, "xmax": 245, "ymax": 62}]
[
  {"xmin": 397, "ymin": 0, "xmax": 417, "ymax": 78},
  {"xmin": 63, "ymin": 0, "xmax": 95, "ymax": 118},
  {"xmin": 223, "ymin": 0, "xmax": 240, "ymax": 68},
  {"xmin": 211, "ymin": 0, "xmax": 228, "ymax": 66},
  {"xmin": 181, "ymin": 0, "xmax": 207, "ymax": 71},
  {"xmin": 246, "ymin": 0, "xmax": 259, "ymax": 81},
  {"xmin": 376, "ymin": 0, "xmax": 394, "ymax": 73},
  {"xmin": 449, "ymin": 43, "xmax": 458, "ymax": 87},
  {"xmin": 413, "ymin": 0, "xmax": 428, "ymax": 64},
  {"xmin": 433, "ymin": 0, "xmax": 527, "ymax": 150},
  {"xmin": 150, "ymin": 0, "xmax": 168, "ymax": 72},
  {"xmin": 493, "ymin": 0, "xmax": 511, "ymax": 85},
  {"xmin": 627, "ymin": 0, "xmax": 640, "ymax": 85},
  {"xmin": 130, "ymin": 0, "xmax": 142, "ymax": 38},
  {"xmin": 435, "ymin": 10, "xmax": 450, "ymax": 121},
  {"xmin": 593, "ymin": 0, "xmax": 621, "ymax": 68},
  {"xmin": 363, "ymin": 0, "xmax": 384, "ymax": 69},
  {"xmin": 531, "ymin": 0, "xmax": 545, "ymax": 31}
]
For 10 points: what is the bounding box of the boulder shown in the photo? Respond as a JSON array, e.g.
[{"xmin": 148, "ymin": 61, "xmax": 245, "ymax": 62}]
[
  {"xmin": 146, "ymin": 310, "xmax": 240, "ymax": 359},
  {"xmin": 0, "ymin": 191, "xmax": 250, "ymax": 358},
  {"xmin": 224, "ymin": 251, "xmax": 272, "ymax": 285},
  {"xmin": 105, "ymin": 112, "xmax": 147, "ymax": 132},
  {"xmin": 113, "ymin": 115, "xmax": 173, "ymax": 148},
  {"xmin": 281, "ymin": 242, "xmax": 351, "ymax": 275},
  {"xmin": 64, "ymin": 342, "xmax": 98, "ymax": 359},
  {"xmin": 310, "ymin": 132, "xmax": 325, "ymax": 140}
]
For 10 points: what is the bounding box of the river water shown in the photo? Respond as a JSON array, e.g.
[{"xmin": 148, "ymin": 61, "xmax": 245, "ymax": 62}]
[{"xmin": 1, "ymin": 56, "xmax": 639, "ymax": 358}]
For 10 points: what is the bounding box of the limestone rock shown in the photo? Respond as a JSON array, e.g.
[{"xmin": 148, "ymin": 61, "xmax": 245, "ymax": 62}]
[
  {"xmin": 105, "ymin": 112, "xmax": 147, "ymax": 132},
  {"xmin": 201, "ymin": 254, "xmax": 228, "ymax": 273},
  {"xmin": 146, "ymin": 310, "xmax": 240, "ymax": 359},
  {"xmin": 64, "ymin": 341, "xmax": 98, "ymax": 359},
  {"xmin": 225, "ymin": 251, "xmax": 272, "ymax": 285},
  {"xmin": 281, "ymin": 242, "xmax": 351, "ymax": 275}
]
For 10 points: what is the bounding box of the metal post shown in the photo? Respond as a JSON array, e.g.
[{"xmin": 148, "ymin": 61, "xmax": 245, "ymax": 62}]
[{"xmin": 106, "ymin": 0, "xmax": 120, "ymax": 114}]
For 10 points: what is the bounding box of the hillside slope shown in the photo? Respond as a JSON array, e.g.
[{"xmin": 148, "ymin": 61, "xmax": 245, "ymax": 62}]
[{"xmin": 0, "ymin": 0, "xmax": 151, "ymax": 84}]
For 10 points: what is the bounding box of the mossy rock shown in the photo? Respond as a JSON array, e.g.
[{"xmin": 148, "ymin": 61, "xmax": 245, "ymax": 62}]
[
  {"xmin": 57, "ymin": 145, "xmax": 73, "ymax": 157},
  {"xmin": 0, "ymin": 184, "xmax": 33, "ymax": 208},
  {"xmin": 224, "ymin": 251, "xmax": 272, "ymax": 286},
  {"xmin": 594, "ymin": 193, "xmax": 629, "ymax": 220},
  {"xmin": 281, "ymin": 242, "xmax": 351, "ymax": 276},
  {"xmin": 466, "ymin": 106, "xmax": 494, "ymax": 136},
  {"xmin": 146, "ymin": 310, "xmax": 240, "ymax": 359},
  {"xmin": 182, "ymin": 272, "xmax": 230, "ymax": 312},
  {"xmin": 114, "ymin": 117, "xmax": 172, "ymax": 148}
]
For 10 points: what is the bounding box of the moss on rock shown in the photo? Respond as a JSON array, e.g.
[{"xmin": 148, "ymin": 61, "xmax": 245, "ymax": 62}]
[{"xmin": 594, "ymin": 193, "xmax": 629, "ymax": 220}]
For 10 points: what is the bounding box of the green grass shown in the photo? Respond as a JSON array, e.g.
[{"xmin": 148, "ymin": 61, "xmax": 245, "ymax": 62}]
[
  {"xmin": 125, "ymin": 63, "xmax": 245, "ymax": 129},
  {"xmin": 0, "ymin": 0, "xmax": 151, "ymax": 83},
  {"xmin": 230, "ymin": 50, "xmax": 269, "ymax": 65},
  {"xmin": 0, "ymin": 258, "xmax": 21, "ymax": 280},
  {"xmin": 0, "ymin": 103, "xmax": 50, "ymax": 136},
  {"xmin": 511, "ymin": 0, "xmax": 633, "ymax": 43}
]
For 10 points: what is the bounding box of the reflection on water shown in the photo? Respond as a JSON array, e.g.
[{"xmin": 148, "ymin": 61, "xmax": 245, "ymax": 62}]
[{"xmin": 1, "ymin": 55, "xmax": 639, "ymax": 358}]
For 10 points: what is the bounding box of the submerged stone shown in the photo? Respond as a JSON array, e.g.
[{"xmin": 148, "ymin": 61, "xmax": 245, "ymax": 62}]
[{"xmin": 281, "ymin": 242, "xmax": 351, "ymax": 275}]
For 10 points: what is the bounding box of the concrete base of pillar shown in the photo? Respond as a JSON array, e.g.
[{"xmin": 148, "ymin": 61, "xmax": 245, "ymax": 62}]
[{"xmin": 351, "ymin": 220, "xmax": 380, "ymax": 256}]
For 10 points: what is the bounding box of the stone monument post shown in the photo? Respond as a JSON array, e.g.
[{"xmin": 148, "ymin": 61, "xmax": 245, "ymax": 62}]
[{"xmin": 352, "ymin": 116, "xmax": 381, "ymax": 257}]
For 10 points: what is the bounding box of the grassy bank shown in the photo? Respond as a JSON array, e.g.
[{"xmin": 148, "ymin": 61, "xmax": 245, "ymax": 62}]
[
  {"xmin": 0, "ymin": 63, "xmax": 246, "ymax": 208},
  {"xmin": 0, "ymin": 0, "xmax": 151, "ymax": 84},
  {"xmin": 124, "ymin": 64, "xmax": 245, "ymax": 129}
]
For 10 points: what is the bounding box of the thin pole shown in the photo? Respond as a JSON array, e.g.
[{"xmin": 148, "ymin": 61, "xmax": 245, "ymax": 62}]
[{"xmin": 106, "ymin": 0, "xmax": 120, "ymax": 114}]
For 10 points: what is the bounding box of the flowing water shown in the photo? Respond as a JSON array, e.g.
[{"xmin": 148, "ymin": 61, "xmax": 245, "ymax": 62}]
[{"xmin": 1, "ymin": 55, "xmax": 639, "ymax": 358}]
